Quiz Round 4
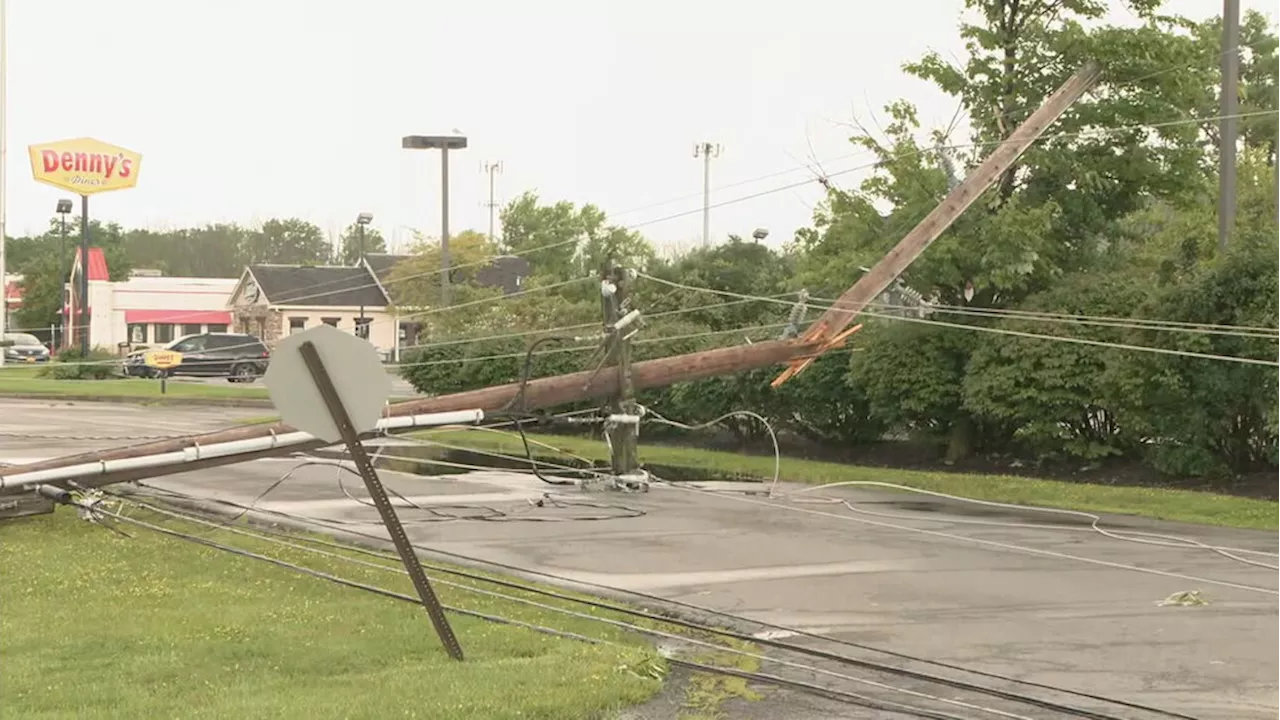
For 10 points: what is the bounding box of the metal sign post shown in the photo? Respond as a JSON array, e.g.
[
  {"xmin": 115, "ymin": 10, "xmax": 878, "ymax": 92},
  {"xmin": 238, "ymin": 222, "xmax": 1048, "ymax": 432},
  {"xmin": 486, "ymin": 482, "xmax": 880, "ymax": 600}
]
[{"xmin": 296, "ymin": 339, "xmax": 464, "ymax": 661}]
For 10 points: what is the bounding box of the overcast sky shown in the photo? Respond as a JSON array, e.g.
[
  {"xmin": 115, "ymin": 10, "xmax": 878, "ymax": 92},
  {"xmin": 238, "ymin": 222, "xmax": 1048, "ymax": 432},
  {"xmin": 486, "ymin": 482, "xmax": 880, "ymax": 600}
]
[{"xmin": 2, "ymin": 0, "xmax": 1271, "ymax": 255}]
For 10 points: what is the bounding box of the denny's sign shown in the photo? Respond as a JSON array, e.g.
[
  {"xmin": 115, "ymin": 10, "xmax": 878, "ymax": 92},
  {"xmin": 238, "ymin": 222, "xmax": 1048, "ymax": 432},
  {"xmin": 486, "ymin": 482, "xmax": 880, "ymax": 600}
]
[{"xmin": 28, "ymin": 137, "xmax": 142, "ymax": 195}]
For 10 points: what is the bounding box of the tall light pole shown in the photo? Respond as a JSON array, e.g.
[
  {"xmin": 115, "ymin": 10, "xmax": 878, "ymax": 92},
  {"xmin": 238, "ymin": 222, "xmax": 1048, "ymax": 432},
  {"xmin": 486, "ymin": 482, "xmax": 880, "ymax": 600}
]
[
  {"xmin": 693, "ymin": 142, "xmax": 721, "ymax": 248},
  {"xmin": 402, "ymin": 134, "xmax": 467, "ymax": 307},
  {"xmin": 56, "ymin": 199, "xmax": 73, "ymax": 348},
  {"xmin": 483, "ymin": 160, "xmax": 502, "ymax": 245},
  {"xmin": 0, "ymin": 0, "xmax": 8, "ymax": 367},
  {"xmin": 355, "ymin": 211, "xmax": 372, "ymax": 337}
]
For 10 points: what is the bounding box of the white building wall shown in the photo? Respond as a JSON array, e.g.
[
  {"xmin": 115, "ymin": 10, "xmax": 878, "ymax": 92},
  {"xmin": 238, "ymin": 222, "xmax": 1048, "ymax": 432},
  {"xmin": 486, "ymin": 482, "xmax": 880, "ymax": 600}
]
[
  {"xmin": 79, "ymin": 276, "xmax": 238, "ymax": 352},
  {"xmin": 86, "ymin": 281, "xmax": 115, "ymax": 349}
]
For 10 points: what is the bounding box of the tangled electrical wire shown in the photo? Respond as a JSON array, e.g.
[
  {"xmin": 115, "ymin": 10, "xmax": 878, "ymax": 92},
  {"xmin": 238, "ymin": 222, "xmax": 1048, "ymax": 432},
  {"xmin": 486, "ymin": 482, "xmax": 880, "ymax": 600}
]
[{"xmin": 637, "ymin": 406, "xmax": 1280, "ymax": 578}]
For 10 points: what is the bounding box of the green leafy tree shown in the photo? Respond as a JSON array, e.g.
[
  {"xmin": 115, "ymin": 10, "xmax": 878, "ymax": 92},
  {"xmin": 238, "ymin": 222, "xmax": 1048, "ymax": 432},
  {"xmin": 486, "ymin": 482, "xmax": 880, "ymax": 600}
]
[
  {"xmin": 336, "ymin": 222, "xmax": 388, "ymax": 266},
  {"xmin": 500, "ymin": 192, "xmax": 656, "ymax": 284},
  {"xmin": 962, "ymin": 274, "xmax": 1152, "ymax": 461},
  {"xmin": 1114, "ymin": 241, "xmax": 1278, "ymax": 478},
  {"xmin": 643, "ymin": 237, "xmax": 795, "ymax": 331},
  {"xmin": 241, "ymin": 218, "xmax": 328, "ymax": 265},
  {"xmin": 15, "ymin": 218, "xmax": 132, "ymax": 331},
  {"xmin": 386, "ymin": 229, "xmax": 498, "ymax": 311},
  {"xmin": 123, "ymin": 223, "xmax": 250, "ymax": 277}
]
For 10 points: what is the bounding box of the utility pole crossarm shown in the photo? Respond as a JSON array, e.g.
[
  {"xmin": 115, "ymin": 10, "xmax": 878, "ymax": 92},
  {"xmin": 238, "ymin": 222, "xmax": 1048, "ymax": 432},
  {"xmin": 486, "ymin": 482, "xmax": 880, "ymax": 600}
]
[{"xmin": 770, "ymin": 60, "xmax": 1103, "ymax": 388}]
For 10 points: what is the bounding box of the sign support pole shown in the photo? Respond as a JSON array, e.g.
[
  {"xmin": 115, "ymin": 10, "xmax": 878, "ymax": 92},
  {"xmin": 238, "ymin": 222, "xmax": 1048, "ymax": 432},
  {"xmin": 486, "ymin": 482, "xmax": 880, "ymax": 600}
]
[
  {"xmin": 297, "ymin": 339, "xmax": 465, "ymax": 661},
  {"xmin": 78, "ymin": 194, "xmax": 89, "ymax": 356}
]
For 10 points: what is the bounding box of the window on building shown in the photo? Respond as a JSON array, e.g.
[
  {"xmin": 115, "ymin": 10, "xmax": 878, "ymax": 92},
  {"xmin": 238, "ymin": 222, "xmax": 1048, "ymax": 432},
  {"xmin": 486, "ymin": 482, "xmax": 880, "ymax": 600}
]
[
  {"xmin": 321, "ymin": 317, "xmax": 339, "ymax": 327},
  {"xmin": 238, "ymin": 319, "xmax": 251, "ymax": 334},
  {"xmin": 208, "ymin": 324, "xmax": 228, "ymax": 333},
  {"xmin": 154, "ymin": 324, "xmax": 175, "ymax": 344},
  {"xmin": 354, "ymin": 317, "xmax": 371, "ymax": 339},
  {"xmin": 128, "ymin": 324, "xmax": 147, "ymax": 345},
  {"xmin": 181, "ymin": 323, "xmax": 201, "ymax": 337},
  {"xmin": 289, "ymin": 317, "xmax": 307, "ymax": 335}
]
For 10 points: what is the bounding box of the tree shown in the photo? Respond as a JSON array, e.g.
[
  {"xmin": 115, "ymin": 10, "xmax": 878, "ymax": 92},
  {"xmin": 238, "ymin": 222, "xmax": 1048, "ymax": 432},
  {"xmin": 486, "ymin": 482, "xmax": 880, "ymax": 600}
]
[
  {"xmin": 14, "ymin": 217, "xmax": 133, "ymax": 332},
  {"xmin": 385, "ymin": 229, "xmax": 498, "ymax": 311},
  {"xmin": 241, "ymin": 218, "xmax": 328, "ymax": 265},
  {"xmin": 905, "ymin": 1, "xmax": 1218, "ymax": 229},
  {"xmin": 500, "ymin": 192, "xmax": 598, "ymax": 279},
  {"xmin": 123, "ymin": 223, "xmax": 250, "ymax": 278},
  {"xmin": 500, "ymin": 192, "xmax": 655, "ymax": 283},
  {"xmin": 644, "ymin": 237, "xmax": 795, "ymax": 332},
  {"xmin": 336, "ymin": 222, "xmax": 388, "ymax": 266}
]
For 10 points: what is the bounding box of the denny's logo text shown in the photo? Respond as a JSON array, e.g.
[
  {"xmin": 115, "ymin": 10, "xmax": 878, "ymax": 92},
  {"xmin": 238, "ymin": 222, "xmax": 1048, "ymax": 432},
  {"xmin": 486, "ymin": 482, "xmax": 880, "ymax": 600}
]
[{"xmin": 28, "ymin": 137, "xmax": 143, "ymax": 195}]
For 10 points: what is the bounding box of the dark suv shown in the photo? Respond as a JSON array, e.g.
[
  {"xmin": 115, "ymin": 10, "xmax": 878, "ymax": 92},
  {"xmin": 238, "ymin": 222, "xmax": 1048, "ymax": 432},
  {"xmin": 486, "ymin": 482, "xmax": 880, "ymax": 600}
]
[{"xmin": 124, "ymin": 333, "xmax": 270, "ymax": 383}]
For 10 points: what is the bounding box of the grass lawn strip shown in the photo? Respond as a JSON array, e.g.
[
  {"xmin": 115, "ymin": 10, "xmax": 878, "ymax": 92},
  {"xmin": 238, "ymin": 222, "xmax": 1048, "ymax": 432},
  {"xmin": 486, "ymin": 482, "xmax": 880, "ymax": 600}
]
[
  {"xmin": 0, "ymin": 509, "xmax": 666, "ymax": 720},
  {"xmin": 414, "ymin": 428, "xmax": 1277, "ymax": 531},
  {"xmin": 0, "ymin": 366, "xmax": 267, "ymax": 400}
]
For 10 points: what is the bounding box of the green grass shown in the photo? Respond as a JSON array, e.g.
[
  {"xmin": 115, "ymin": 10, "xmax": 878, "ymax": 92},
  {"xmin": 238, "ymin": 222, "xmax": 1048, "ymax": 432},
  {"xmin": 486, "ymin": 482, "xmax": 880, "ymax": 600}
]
[
  {"xmin": 232, "ymin": 414, "xmax": 280, "ymax": 425},
  {"xmin": 0, "ymin": 509, "xmax": 665, "ymax": 720},
  {"xmin": 416, "ymin": 428, "xmax": 1278, "ymax": 531},
  {"xmin": 0, "ymin": 366, "xmax": 267, "ymax": 400}
]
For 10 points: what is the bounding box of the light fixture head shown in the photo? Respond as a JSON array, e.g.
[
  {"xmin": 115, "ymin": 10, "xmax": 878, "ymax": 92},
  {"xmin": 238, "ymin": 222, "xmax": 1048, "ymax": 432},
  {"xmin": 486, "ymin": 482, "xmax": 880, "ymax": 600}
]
[
  {"xmin": 402, "ymin": 135, "xmax": 468, "ymax": 150},
  {"xmin": 56, "ymin": 199, "xmax": 74, "ymax": 214},
  {"xmin": 356, "ymin": 212, "xmax": 374, "ymax": 225}
]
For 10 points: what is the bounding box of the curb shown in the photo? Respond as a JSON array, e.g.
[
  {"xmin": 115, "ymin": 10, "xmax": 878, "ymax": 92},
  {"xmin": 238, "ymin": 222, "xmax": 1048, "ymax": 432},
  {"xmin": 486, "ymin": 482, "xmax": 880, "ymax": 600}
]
[{"xmin": 0, "ymin": 393, "xmax": 275, "ymax": 409}]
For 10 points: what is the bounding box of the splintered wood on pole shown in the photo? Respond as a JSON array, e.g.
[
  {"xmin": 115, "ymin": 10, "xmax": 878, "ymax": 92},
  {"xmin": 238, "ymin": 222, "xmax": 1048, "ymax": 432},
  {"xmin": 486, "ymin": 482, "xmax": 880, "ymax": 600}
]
[{"xmin": 770, "ymin": 60, "xmax": 1104, "ymax": 388}]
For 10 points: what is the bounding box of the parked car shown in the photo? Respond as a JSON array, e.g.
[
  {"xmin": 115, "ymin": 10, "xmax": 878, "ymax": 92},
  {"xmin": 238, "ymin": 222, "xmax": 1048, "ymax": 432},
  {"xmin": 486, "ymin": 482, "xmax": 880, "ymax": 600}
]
[
  {"xmin": 2, "ymin": 333, "xmax": 51, "ymax": 364},
  {"xmin": 124, "ymin": 332, "xmax": 270, "ymax": 383}
]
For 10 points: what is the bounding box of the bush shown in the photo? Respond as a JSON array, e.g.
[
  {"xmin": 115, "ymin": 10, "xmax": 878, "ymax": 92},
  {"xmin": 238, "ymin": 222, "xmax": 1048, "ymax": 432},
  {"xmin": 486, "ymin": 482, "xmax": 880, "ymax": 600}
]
[
  {"xmin": 40, "ymin": 347, "xmax": 120, "ymax": 380},
  {"xmin": 962, "ymin": 273, "xmax": 1151, "ymax": 462}
]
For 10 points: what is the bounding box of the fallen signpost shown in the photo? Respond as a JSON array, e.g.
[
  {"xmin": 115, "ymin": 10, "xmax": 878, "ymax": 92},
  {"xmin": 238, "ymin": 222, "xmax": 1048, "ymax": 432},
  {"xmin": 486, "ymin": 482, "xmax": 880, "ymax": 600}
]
[{"xmin": 273, "ymin": 324, "xmax": 465, "ymax": 661}]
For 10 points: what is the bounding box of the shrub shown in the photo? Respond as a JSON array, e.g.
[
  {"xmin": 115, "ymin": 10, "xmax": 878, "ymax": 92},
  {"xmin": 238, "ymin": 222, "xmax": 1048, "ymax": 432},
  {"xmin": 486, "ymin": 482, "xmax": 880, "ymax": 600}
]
[{"xmin": 40, "ymin": 347, "xmax": 120, "ymax": 380}]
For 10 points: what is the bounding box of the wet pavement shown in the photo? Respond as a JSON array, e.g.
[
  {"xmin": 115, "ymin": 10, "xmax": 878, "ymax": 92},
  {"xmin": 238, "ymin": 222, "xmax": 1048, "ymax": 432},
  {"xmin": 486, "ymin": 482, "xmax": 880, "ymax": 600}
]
[{"xmin": 2, "ymin": 400, "xmax": 1277, "ymax": 719}]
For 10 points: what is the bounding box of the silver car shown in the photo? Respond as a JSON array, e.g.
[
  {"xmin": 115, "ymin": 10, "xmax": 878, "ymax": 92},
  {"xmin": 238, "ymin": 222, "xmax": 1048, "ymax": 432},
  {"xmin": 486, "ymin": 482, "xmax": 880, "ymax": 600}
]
[{"xmin": 2, "ymin": 333, "xmax": 51, "ymax": 364}]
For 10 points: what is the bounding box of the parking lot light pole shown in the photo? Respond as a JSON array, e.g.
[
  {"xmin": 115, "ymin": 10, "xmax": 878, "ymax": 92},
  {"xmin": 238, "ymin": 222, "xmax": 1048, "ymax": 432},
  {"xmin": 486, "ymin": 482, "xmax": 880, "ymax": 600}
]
[
  {"xmin": 56, "ymin": 199, "xmax": 72, "ymax": 348},
  {"xmin": 401, "ymin": 134, "xmax": 467, "ymax": 307},
  {"xmin": 355, "ymin": 211, "xmax": 373, "ymax": 338}
]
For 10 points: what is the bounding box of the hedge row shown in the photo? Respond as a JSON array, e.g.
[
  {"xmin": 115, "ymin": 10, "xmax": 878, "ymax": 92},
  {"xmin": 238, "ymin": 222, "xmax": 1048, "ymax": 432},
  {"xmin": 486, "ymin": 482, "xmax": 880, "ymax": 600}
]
[{"xmin": 402, "ymin": 248, "xmax": 1277, "ymax": 480}]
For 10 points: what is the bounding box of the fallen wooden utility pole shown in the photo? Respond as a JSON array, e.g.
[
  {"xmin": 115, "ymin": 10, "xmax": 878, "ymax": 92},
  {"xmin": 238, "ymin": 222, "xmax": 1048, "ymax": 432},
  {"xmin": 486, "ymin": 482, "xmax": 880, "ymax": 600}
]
[
  {"xmin": 0, "ymin": 61, "xmax": 1103, "ymax": 495},
  {"xmin": 771, "ymin": 60, "xmax": 1103, "ymax": 387},
  {"xmin": 0, "ymin": 339, "xmax": 819, "ymax": 493}
]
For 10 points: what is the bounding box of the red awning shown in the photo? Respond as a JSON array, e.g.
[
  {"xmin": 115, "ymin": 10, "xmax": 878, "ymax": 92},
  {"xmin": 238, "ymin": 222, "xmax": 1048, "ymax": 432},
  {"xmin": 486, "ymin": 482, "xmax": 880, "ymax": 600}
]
[{"xmin": 124, "ymin": 310, "xmax": 233, "ymax": 325}]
